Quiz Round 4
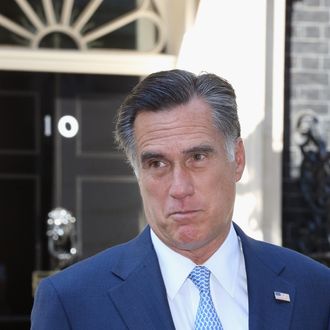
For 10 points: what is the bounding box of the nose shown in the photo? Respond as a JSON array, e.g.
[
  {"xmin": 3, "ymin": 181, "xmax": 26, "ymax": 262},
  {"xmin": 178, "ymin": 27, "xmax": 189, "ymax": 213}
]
[{"xmin": 169, "ymin": 166, "xmax": 194, "ymax": 200}]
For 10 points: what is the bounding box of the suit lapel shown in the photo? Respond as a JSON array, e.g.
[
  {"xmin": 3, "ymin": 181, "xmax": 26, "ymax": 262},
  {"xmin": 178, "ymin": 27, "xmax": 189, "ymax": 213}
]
[
  {"xmin": 107, "ymin": 227, "xmax": 175, "ymax": 330},
  {"xmin": 107, "ymin": 223, "xmax": 296, "ymax": 329},
  {"xmin": 235, "ymin": 224, "xmax": 295, "ymax": 330}
]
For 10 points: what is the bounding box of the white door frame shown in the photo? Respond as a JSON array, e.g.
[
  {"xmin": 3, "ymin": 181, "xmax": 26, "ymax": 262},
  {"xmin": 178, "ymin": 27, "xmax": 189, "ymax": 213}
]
[{"xmin": 0, "ymin": 0, "xmax": 198, "ymax": 75}]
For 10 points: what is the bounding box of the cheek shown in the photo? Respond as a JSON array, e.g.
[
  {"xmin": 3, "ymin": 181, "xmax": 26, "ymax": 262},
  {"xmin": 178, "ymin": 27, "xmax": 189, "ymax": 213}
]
[
  {"xmin": 140, "ymin": 176, "xmax": 162, "ymax": 199},
  {"xmin": 203, "ymin": 168, "xmax": 236, "ymax": 208},
  {"xmin": 138, "ymin": 177, "xmax": 167, "ymax": 213}
]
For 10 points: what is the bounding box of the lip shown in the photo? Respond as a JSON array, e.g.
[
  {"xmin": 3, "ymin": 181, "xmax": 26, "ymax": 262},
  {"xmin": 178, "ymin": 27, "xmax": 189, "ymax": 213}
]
[{"xmin": 168, "ymin": 210, "xmax": 201, "ymax": 220}]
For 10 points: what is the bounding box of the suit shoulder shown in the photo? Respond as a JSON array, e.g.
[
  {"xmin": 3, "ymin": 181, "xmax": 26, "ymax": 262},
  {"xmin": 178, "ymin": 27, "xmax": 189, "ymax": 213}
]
[{"xmin": 251, "ymin": 238, "xmax": 330, "ymax": 279}]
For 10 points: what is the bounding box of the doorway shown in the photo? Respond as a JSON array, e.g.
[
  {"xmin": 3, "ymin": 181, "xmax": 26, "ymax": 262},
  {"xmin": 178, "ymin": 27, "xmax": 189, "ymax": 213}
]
[{"xmin": 0, "ymin": 71, "xmax": 142, "ymax": 329}]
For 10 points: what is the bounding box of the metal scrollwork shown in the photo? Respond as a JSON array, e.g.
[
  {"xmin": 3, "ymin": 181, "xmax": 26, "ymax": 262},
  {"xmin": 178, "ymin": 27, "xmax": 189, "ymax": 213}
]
[{"xmin": 297, "ymin": 112, "xmax": 330, "ymax": 259}]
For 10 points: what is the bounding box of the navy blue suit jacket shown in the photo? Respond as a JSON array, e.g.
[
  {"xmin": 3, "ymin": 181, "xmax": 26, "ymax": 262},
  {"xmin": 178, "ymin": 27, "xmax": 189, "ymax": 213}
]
[{"xmin": 31, "ymin": 224, "xmax": 330, "ymax": 329}]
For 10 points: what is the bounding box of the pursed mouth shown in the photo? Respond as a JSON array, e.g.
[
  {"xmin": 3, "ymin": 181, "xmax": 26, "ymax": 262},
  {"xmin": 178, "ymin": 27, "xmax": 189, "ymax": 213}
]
[{"xmin": 168, "ymin": 210, "xmax": 201, "ymax": 217}]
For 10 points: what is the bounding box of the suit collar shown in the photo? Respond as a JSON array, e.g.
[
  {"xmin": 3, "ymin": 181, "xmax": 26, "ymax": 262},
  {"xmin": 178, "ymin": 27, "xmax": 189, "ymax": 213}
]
[
  {"xmin": 234, "ymin": 223, "xmax": 295, "ymax": 330},
  {"xmin": 107, "ymin": 224, "xmax": 296, "ymax": 330},
  {"xmin": 107, "ymin": 226, "xmax": 175, "ymax": 330},
  {"xmin": 234, "ymin": 224, "xmax": 286, "ymax": 274}
]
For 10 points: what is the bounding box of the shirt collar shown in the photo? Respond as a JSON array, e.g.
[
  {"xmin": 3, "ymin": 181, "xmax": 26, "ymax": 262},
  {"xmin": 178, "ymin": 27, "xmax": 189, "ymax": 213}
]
[
  {"xmin": 151, "ymin": 229, "xmax": 195, "ymax": 300},
  {"xmin": 150, "ymin": 223, "xmax": 241, "ymax": 300},
  {"xmin": 204, "ymin": 224, "xmax": 242, "ymax": 297}
]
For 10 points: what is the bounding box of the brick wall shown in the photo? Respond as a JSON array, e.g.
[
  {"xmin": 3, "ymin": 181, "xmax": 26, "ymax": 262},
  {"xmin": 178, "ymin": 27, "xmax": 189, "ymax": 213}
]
[
  {"xmin": 290, "ymin": 0, "xmax": 330, "ymax": 167},
  {"xmin": 282, "ymin": 0, "xmax": 330, "ymax": 265}
]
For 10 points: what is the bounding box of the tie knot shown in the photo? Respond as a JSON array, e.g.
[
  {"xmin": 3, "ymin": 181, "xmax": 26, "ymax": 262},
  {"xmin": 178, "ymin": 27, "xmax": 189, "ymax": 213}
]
[{"xmin": 188, "ymin": 266, "xmax": 211, "ymax": 292}]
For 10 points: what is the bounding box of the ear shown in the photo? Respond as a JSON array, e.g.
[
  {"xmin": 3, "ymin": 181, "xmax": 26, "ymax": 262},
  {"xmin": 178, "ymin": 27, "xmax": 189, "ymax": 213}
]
[{"xmin": 234, "ymin": 138, "xmax": 245, "ymax": 182}]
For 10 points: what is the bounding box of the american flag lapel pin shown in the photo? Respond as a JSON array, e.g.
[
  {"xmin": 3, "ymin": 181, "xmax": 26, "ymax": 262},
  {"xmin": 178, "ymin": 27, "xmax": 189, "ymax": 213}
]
[{"xmin": 274, "ymin": 291, "xmax": 291, "ymax": 302}]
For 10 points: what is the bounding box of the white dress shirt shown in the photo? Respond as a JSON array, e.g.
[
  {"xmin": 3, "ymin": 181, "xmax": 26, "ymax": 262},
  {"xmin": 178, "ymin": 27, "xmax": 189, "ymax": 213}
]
[{"xmin": 151, "ymin": 223, "xmax": 248, "ymax": 330}]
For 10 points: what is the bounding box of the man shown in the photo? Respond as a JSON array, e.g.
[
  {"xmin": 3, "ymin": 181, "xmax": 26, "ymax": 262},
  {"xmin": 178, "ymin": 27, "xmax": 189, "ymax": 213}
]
[{"xmin": 31, "ymin": 70, "xmax": 330, "ymax": 329}]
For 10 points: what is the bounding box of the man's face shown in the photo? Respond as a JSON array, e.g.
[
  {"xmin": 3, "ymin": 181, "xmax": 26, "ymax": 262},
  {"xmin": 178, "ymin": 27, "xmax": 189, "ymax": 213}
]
[{"xmin": 134, "ymin": 97, "xmax": 245, "ymax": 262}]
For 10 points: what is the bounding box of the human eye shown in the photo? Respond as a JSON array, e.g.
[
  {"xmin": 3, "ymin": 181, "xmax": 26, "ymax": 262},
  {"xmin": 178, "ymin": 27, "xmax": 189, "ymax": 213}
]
[
  {"xmin": 141, "ymin": 156, "xmax": 168, "ymax": 173},
  {"xmin": 141, "ymin": 152, "xmax": 168, "ymax": 171},
  {"xmin": 192, "ymin": 153, "xmax": 207, "ymax": 162},
  {"xmin": 187, "ymin": 148, "xmax": 213, "ymax": 168},
  {"xmin": 148, "ymin": 159, "xmax": 166, "ymax": 169}
]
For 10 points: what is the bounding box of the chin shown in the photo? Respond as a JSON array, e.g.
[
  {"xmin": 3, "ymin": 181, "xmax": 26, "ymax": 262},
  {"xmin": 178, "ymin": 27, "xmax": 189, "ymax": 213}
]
[{"xmin": 173, "ymin": 232, "xmax": 206, "ymax": 251}]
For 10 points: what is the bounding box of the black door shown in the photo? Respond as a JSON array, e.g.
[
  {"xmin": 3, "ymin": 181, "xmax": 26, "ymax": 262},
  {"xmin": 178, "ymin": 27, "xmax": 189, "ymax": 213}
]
[{"xmin": 0, "ymin": 71, "xmax": 142, "ymax": 329}]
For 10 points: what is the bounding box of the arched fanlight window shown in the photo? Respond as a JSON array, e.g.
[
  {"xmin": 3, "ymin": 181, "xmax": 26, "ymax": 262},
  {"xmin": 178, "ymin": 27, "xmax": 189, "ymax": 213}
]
[
  {"xmin": 0, "ymin": 0, "xmax": 197, "ymax": 75},
  {"xmin": 0, "ymin": 0, "xmax": 166, "ymax": 52}
]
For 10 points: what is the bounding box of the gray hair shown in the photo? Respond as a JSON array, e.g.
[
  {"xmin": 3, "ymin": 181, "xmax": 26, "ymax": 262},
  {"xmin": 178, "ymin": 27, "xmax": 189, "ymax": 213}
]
[{"xmin": 114, "ymin": 69, "xmax": 241, "ymax": 170}]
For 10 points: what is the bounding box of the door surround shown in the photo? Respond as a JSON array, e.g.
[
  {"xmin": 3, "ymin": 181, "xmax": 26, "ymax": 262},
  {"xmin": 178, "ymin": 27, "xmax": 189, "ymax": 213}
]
[{"xmin": 0, "ymin": 0, "xmax": 198, "ymax": 75}]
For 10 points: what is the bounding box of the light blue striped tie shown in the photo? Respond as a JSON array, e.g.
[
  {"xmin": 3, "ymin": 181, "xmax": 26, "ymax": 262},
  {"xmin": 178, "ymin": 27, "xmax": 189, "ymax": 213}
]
[{"xmin": 189, "ymin": 266, "xmax": 224, "ymax": 330}]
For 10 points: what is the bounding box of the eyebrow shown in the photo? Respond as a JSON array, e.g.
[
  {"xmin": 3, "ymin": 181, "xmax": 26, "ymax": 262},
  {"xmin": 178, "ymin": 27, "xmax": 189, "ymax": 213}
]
[
  {"xmin": 140, "ymin": 151, "xmax": 165, "ymax": 163},
  {"xmin": 140, "ymin": 144, "xmax": 215, "ymax": 163},
  {"xmin": 183, "ymin": 144, "xmax": 216, "ymax": 156}
]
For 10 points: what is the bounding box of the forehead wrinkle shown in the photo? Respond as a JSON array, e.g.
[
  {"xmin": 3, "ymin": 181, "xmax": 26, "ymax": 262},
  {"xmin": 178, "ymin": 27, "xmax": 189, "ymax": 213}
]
[
  {"xmin": 136, "ymin": 123, "xmax": 212, "ymax": 149},
  {"xmin": 134, "ymin": 100, "xmax": 222, "ymax": 161}
]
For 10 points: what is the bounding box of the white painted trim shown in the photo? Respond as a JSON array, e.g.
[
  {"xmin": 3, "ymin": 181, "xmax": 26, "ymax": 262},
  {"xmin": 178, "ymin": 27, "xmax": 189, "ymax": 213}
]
[
  {"xmin": 0, "ymin": 48, "xmax": 176, "ymax": 75},
  {"xmin": 262, "ymin": 0, "xmax": 286, "ymax": 245}
]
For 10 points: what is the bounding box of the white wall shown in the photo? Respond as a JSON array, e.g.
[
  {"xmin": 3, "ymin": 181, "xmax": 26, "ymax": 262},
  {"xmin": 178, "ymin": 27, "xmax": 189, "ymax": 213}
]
[{"xmin": 177, "ymin": 0, "xmax": 286, "ymax": 244}]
